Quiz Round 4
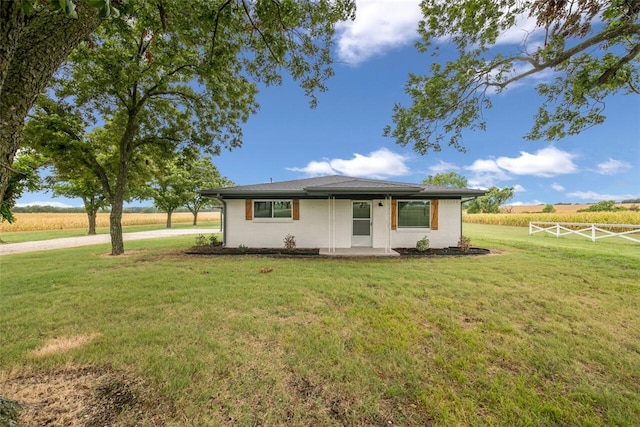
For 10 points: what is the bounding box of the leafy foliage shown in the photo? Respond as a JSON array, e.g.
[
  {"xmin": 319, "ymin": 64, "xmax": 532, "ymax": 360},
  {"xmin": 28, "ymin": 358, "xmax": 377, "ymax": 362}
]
[
  {"xmin": 180, "ymin": 152, "xmax": 232, "ymax": 226},
  {"xmin": 416, "ymin": 235, "xmax": 430, "ymax": 251},
  {"xmin": 0, "ymin": 149, "xmax": 43, "ymax": 223},
  {"xmin": 466, "ymin": 186, "xmax": 515, "ymax": 213},
  {"xmin": 577, "ymin": 200, "xmax": 625, "ymax": 212},
  {"xmin": 195, "ymin": 234, "xmax": 220, "ymax": 247},
  {"xmin": 42, "ymin": 0, "xmax": 354, "ymax": 254},
  {"xmin": 283, "ymin": 234, "xmax": 297, "ymax": 250},
  {"xmin": 458, "ymin": 235, "xmax": 471, "ymax": 252},
  {"xmin": 542, "ymin": 203, "xmax": 556, "ymax": 213},
  {"xmin": 423, "ymin": 171, "xmax": 468, "ymax": 188},
  {"xmin": 18, "ymin": 0, "xmax": 119, "ymax": 19},
  {"xmin": 385, "ymin": 0, "xmax": 640, "ymax": 153}
]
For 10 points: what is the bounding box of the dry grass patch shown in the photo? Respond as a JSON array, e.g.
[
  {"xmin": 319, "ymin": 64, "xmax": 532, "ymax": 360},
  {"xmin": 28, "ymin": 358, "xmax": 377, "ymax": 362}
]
[
  {"xmin": 30, "ymin": 334, "xmax": 102, "ymax": 358},
  {"xmin": 2, "ymin": 366, "xmax": 173, "ymax": 426}
]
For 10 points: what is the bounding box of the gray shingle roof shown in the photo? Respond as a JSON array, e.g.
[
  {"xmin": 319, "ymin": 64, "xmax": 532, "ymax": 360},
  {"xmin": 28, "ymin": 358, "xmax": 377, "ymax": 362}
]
[{"xmin": 201, "ymin": 175, "xmax": 485, "ymax": 198}]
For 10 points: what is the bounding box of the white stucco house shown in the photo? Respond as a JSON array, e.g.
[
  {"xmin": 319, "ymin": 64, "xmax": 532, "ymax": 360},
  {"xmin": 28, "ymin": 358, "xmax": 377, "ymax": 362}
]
[{"xmin": 201, "ymin": 175, "xmax": 485, "ymax": 252}]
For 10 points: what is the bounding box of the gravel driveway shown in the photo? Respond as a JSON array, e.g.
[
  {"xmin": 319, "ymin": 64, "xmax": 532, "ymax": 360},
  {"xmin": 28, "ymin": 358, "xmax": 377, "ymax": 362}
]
[{"xmin": 0, "ymin": 229, "xmax": 217, "ymax": 256}]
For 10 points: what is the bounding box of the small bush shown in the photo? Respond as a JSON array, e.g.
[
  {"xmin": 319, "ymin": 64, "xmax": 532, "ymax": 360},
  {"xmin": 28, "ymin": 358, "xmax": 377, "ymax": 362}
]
[
  {"xmin": 237, "ymin": 244, "xmax": 248, "ymax": 253},
  {"xmin": 542, "ymin": 204, "xmax": 556, "ymax": 213},
  {"xmin": 283, "ymin": 234, "xmax": 296, "ymax": 250},
  {"xmin": 458, "ymin": 236, "xmax": 471, "ymax": 252},
  {"xmin": 196, "ymin": 234, "xmax": 220, "ymax": 247},
  {"xmin": 416, "ymin": 236, "xmax": 430, "ymax": 252},
  {"xmin": 195, "ymin": 234, "xmax": 207, "ymax": 247}
]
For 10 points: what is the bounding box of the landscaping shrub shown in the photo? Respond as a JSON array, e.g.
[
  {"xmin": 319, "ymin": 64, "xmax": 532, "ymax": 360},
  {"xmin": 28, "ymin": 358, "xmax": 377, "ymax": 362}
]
[
  {"xmin": 416, "ymin": 236, "xmax": 430, "ymax": 252},
  {"xmin": 283, "ymin": 234, "xmax": 297, "ymax": 250}
]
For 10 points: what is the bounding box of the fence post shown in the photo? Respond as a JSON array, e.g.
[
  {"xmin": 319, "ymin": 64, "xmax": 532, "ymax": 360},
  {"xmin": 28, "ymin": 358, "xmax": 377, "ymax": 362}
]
[
  {"xmin": 556, "ymin": 223, "xmax": 560, "ymax": 238},
  {"xmin": 592, "ymin": 224, "xmax": 596, "ymax": 242}
]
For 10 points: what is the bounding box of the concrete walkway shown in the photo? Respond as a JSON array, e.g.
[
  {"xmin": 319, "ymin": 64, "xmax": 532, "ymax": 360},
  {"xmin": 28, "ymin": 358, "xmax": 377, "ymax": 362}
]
[
  {"xmin": 319, "ymin": 248, "xmax": 400, "ymax": 257},
  {"xmin": 0, "ymin": 229, "xmax": 217, "ymax": 256}
]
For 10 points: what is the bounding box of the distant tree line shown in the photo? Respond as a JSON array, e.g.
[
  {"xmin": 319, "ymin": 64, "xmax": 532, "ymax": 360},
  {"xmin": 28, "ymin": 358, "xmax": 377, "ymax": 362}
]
[{"xmin": 12, "ymin": 205, "xmax": 222, "ymax": 214}]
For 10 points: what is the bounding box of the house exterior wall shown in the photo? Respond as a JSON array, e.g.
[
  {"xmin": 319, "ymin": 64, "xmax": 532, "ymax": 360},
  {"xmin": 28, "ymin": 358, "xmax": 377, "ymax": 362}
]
[
  {"xmin": 224, "ymin": 199, "xmax": 334, "ymax": 248},
  {"xmin": 224, "ymin": 198, "xmax": 461, "ymax": 249},
  {"xmin": 390, "ymin": 199, "xmax": 461, "ymax": 248}
]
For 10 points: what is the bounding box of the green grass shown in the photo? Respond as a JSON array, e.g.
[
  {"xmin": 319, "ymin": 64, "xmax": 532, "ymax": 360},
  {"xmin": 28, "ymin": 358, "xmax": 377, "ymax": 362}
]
[
  {"xmin": 1, "ymin": 225, "xmax": 639, "ymax": 425},
  {"xmin": 0, "ymin": 221, "xmax": 220, "ymax": 244}
]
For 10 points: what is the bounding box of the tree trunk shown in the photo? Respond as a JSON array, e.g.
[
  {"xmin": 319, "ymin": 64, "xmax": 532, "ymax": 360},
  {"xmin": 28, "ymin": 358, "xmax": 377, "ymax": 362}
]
[
  {"xmin": 110, "ymin": 198, "xmax": 125, "ymax": 255},
  {"xmin": 166, "ymin": 210, "xmax": 173, "ymax": 228},
  {"xmin": 192, "ymin": 210, "xmax": 198, "ymax": 225},
  {"xmin": 87, "ymin": 208, "xmax": 98, "ymax": 235},
  {"xmin": 0, "ymin": 3, "xmax": 102, "ymax": 209}
]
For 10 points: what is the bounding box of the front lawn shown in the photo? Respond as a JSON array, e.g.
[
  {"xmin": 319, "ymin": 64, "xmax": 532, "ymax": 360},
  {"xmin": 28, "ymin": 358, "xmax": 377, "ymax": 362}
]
[{"xmin": 1, "ymin": 225, "xmax": 638, "ymax": 425}]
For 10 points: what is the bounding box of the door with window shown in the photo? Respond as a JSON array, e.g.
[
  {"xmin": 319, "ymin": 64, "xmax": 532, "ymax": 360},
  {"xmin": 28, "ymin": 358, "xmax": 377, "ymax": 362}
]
[{"xmin": 351, "ymin": 201, "xmax": 372, "ymax": 247}]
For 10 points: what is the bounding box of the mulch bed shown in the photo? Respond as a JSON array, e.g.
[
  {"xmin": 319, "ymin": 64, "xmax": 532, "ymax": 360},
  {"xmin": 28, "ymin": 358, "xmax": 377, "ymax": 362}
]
[
  {"xmin": 393, "ymin": 247, "xmax": 491, "ymax": 256},
  {"xmin": 185, "ymin": 246, "xmax": 490, "ymax": 257},
  {"xmin": 185, "ymin": 246, "xmax": 320, "ymax": 256}
]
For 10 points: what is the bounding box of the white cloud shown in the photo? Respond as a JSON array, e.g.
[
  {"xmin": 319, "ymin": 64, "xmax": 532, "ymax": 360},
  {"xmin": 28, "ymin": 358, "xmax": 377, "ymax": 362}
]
[
  {"xmin": 16, "ymin": 201, "xmax": 77, "ymax": 208},
  {"xmin": 567, "ymin": 191, "xmax": 640, "ymax": 201},
  {"xmin": 507, "ymin": 199, "xmax": 544, "ymax": 206},
  {"xmin": 463, "ymin": 147, "xmax": 579, "ymax": 188},
  {"xmin": 335, "ymin": 0, "xmax": 422, "ymax": 65},
  {"xmin": 495, "ymin": 13, "xmax": 542, "ymax": 46},
  {"xmin": 495, "ymin": 147, "xmax": 578, "ymax": 177},
  {"xmin": 551, "ymin": 182, "xmax": 565, "ymax": 192},
  {"xmin": 513, "ymin": 184, "xmax": 526, "ymax": 192},
  {"xmin": 596, "ymin": 158, "xmax": 632, "ymax": 175},
  {"xmin": 429, "ymin": 160, "xmax": 460, "ymax": 174},
  {"xmin": 465, "ymin": 158, "xmax": 511, "ymax": 188},
  {"xmin": 288, "ymin": 148, "xmax": 410, "ymax": 179}
]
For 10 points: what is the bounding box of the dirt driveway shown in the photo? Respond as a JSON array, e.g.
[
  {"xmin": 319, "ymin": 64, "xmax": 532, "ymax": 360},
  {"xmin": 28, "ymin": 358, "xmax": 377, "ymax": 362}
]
[{"xmin": 0, "ymin": 228, "xmax": 216, "ymax": 256}]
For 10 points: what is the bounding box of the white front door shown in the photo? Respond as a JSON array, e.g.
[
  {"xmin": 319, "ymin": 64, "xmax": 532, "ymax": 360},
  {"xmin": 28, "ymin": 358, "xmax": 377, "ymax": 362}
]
[{"xmin": 351, "ymin": 201, "xmax": 372, "ymax": 247}]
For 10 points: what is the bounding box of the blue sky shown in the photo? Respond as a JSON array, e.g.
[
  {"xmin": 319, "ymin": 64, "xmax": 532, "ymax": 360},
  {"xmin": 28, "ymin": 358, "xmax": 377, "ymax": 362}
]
[{"xmin": 18, "ymin": 1, "xmax": 640, "ymax": 207}]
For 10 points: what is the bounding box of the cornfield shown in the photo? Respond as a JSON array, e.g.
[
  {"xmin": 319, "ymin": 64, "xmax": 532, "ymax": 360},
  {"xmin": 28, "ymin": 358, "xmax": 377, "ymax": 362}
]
[
  {"xmin": 463, "ymin": 211, "xmax": 640, "ymax": 227},
  {"xmin": 0, "ymin": 212, "xmax": 221, "ymax": 232}
]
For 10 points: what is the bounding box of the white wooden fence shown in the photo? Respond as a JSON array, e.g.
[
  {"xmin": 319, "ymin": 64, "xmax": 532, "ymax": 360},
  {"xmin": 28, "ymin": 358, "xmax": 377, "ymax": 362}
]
[{"xmin": 529, "ymin": 222, "xmax": 640, "ymax": 243}]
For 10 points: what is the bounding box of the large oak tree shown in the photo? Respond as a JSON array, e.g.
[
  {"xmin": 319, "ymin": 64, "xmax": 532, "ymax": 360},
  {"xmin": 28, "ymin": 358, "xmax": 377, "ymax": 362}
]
[
  {"xmin": 385, "ymin": 0, "xmax": 640, "ymax": 154},
  {"xmin": 0, "ymin": 0, "xmax": 118, "ymax": 219},
  {"xmin": 51, "ymin": 0, "xmax": 354, "ymax": 254}
]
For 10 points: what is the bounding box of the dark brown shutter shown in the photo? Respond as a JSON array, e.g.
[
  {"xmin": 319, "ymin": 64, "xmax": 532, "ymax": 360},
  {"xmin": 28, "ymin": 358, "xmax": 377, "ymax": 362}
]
[
  {"xmin": 391, "ymin": 199, "xmax": 397, "ymax": 230},
  {"xmin": 430, "ymin": 199, "xmax": 439, "ymax": 230},
  {"xmin": 293, "ymin": 199, "xmax": 300, "ymax": 220},
  {"xmin": 245, "ymin": 199, "xmax": 252, "ymax": 220}
]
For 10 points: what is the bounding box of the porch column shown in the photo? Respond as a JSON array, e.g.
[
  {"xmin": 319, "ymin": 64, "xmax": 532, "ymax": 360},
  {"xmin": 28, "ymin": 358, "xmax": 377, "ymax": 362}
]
[
  {"xmin": 327, "ymin": 195, "xmax": 336, "ymax": 253},
  {"xmin": 386, "ymin": 195, "xmax": 391, "ymax": 253}
]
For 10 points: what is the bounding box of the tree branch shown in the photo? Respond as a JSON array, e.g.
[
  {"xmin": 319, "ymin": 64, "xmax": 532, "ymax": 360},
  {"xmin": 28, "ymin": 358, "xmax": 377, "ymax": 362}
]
[
  {"xmin": 597, "ymin": 42, "xmax": 640, "ymax": 86},
  {"xmin": 241, "ymin": 0, "xmax": 281, "ymax": 63},
  {"xmin": 209, "ymin": 0, "xmax": 233, "ymax": 62},
  {"xmin": 489, "ymin": 23, "xmax": 640, "ymax": 90}
]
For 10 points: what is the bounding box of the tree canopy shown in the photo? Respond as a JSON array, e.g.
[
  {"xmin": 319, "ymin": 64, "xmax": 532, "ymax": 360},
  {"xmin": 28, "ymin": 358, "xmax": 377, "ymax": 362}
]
[
  {"xmin": 0, "ymin": 0, "xmax": 110, "ymax": 219},
  {"xmin": 466, "ymin": 186, "xmax": 515, "ymax": 214},
  {"xmin": 35, "ymin": 0, "xmax": 355, "ymax": 255},
  {"xmin": 385, "ymin": 0, "xmax": 640, "ymax": 154},
  {"xmin": 423, "ymin": 171, "xmax": 469, "ymax": 188}
]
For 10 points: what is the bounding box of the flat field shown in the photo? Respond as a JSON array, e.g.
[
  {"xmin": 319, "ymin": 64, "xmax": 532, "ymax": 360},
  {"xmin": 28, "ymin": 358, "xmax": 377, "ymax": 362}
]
[
  {"xmin": 506, "ymin": 203, "xmax": 637, "ymax": 213},
  {"xmin": 464, "ymin": 209, "xmax": 640, "ymax": 227},
  {"xmin": 1, "ymin": 224, "xmax": 638, "ymax": 426},
  {"xmin": 0, "ymin": 211, "xmax": 221, "ymax": 232}
]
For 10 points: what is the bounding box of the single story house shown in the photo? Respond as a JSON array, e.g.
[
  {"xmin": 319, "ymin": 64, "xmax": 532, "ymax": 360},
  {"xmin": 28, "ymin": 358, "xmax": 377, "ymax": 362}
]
[{"xmin": 201, "ymin": 175, "xmax": 485, "ymax": 252}]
